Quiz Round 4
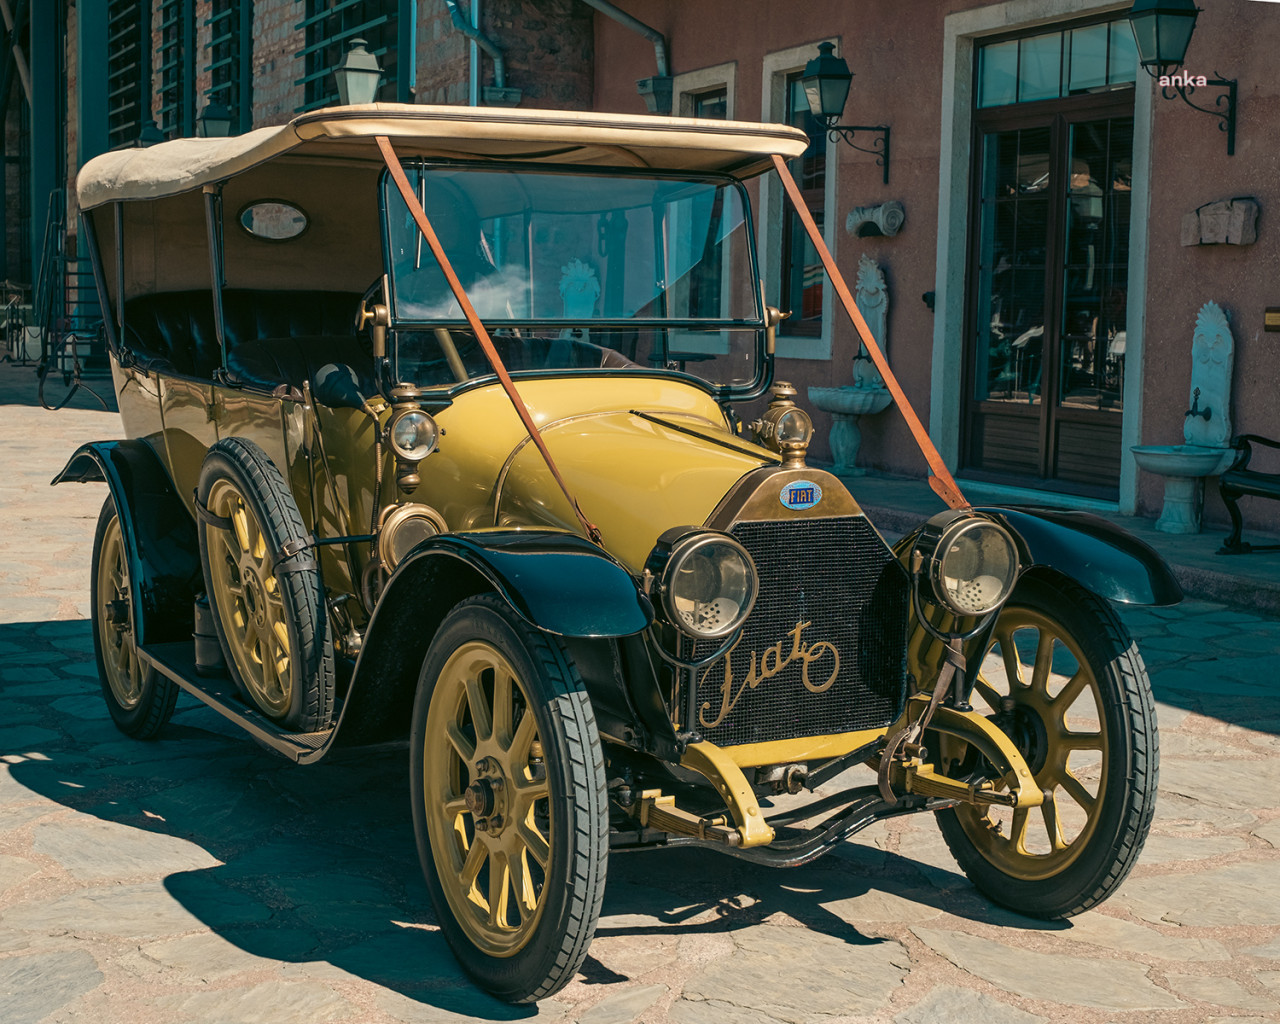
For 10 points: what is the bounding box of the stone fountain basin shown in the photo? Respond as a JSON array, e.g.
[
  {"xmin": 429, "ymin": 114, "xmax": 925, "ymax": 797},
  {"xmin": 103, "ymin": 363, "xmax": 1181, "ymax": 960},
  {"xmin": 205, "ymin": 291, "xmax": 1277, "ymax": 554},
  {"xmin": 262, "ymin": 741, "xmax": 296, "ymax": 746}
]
[
  {"xmin": 808, "ymin": 385, "xmax": 893, "ymax": 417},
  {"xmin": 1131, "ymin": 444, "xmax": 1233, "ymax": 478}
]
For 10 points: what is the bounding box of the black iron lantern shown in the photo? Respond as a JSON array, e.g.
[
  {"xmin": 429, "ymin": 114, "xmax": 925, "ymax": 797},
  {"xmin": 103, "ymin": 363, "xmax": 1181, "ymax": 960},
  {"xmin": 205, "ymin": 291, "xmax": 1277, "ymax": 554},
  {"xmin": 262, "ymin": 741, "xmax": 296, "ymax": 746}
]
[
  {"xmin": 334, "ymin": 38, "xmax": 383, "ymax": 106},
  {"xmin": 800, "ymin": 42, "xmax": 852, "ymax": 125},
  {"xmin": 797, "ymin": 42, "xmax": 891, "ymax": 186},
  {"xmin": 1127, "ymin": 0, "xmax": 1200, "ymax": 74},
  {"xmin": 197, "ymin": 102, "xmax": 233, "ymax": 138},
  {"xmin": 137, "ymin": 119, "xmax": 165, "ymax": 147}
]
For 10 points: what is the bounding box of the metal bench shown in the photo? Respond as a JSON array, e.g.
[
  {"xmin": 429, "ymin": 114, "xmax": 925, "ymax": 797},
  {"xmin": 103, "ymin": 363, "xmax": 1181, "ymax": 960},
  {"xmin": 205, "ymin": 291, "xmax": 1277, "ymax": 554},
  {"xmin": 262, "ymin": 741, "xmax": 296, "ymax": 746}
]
[{"xmin": 1218, "ymin": 434, "xmax": 1280, "ymax": 554}]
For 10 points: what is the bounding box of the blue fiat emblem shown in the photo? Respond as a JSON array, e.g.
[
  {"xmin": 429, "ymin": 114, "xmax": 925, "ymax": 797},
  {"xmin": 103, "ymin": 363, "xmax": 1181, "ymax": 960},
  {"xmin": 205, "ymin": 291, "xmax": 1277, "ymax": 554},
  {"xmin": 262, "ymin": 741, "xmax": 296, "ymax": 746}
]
[{"xmin": 781, "ymin": 480, "xmax": 822, "ymax": 510}]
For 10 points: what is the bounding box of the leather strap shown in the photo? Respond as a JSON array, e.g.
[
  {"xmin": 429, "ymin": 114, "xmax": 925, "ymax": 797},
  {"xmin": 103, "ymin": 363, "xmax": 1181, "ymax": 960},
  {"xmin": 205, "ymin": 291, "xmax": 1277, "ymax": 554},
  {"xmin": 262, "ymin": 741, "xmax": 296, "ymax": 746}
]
[
  {"xmin": 771, "ymin": 154, "xmax": 969, "ymax": 511},
  {"xmin": 376, "ymin": 136, "xmax": 603, "ymax": 545}
]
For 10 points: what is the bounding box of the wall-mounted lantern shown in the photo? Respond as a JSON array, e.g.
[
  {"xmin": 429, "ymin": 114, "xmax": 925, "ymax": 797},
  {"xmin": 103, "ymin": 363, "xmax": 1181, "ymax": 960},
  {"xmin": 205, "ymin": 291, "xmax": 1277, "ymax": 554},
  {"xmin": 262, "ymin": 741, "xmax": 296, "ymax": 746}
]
[
  {"xmin": 334, "ymin": 38, "xmax": 383, "ymax": 106},
  {"xmin": 197, "ymin": 102, "xmax": 233, "ymax": 138},
  {"xmin": 1127, "ymin": 0, "xmax": 1236, "ymax": 155},
  {"xmin": 137, "ymin": 119, "xmax": 165, "ymax": 147},
  {"xmin": 800, "ymin": 42, "xmax": 890, "ymax": 185}
]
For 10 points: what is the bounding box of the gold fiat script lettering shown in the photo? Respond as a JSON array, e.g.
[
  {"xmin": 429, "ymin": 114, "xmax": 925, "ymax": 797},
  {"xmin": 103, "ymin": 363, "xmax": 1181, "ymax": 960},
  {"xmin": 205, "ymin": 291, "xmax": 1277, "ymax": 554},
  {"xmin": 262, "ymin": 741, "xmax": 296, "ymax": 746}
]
[{"xmin": 698, "ymin": 621, "xmax": 841, "ymax": 729}]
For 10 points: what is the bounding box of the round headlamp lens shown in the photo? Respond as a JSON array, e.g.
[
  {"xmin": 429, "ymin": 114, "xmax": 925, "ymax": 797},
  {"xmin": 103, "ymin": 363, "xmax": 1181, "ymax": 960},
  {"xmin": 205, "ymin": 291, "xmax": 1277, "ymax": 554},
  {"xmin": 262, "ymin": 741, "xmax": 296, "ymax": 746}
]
[
  {"xmin": 389, "ymin": 410, "xmax": 438, "ymax": 462},
  {"xmin": 379, "ymin": 504, "xmax": 448, "ymax": 570},
  {"xmin": 934, "ymin": 519, "xmax": 1019, "ymax": 616},
  {"xmin": 775, "ymin": 408, "xmax": 814, "ymax": 446},
  {"xmin": 663, "ymin": 534, "xmax": 758, "ymax": 639}
]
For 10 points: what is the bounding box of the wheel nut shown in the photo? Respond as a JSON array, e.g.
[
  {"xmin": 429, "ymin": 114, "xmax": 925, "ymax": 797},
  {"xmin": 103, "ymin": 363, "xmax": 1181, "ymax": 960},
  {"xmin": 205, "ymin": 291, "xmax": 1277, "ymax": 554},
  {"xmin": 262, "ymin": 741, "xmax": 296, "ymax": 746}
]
[
  {"xmin": 488, "ymin": 814, "xmax": 504, "ymax": 831},
  {"xmin": 474, "ymin": 817, "xmax": 488, "ymax": 833}
]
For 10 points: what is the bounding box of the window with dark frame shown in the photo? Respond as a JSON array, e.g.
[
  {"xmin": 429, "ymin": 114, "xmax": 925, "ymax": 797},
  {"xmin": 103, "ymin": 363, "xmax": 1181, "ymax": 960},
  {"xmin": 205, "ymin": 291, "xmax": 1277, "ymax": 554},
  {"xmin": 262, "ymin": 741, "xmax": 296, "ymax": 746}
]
[
  {"xmin": 158, "ymin": 0, "xmax": 196, "ymax": 139},
  {"xmin": 692, "ymin": 88, "xmax": 728, "ymax": 121},
  {"xmin": 206, "ymin": 0, "xmax": 253, "ymax": 134},
  {"xmin": 780, "ymin": 70, "xmax": 826, "ymax": 337},
  {"xmin": 297, "ymin": 0, "xmax": 400, "ymax": 112}
]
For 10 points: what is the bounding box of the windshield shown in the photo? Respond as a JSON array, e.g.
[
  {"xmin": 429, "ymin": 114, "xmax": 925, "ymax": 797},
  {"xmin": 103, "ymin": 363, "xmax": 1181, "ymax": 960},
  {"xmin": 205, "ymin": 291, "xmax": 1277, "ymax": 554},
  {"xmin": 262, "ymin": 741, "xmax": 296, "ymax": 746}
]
[{"xmin": 381, "ymin": 163, "xmax": 764, "ymax": 393}]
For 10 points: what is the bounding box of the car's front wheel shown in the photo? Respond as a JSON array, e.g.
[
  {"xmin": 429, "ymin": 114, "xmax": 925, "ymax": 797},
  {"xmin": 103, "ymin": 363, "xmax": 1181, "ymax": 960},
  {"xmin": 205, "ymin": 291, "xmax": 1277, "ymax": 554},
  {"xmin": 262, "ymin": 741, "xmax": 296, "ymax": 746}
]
[
  {"xmin": 936, "ymin": 571, "xmax": 1159, "ymax": 918},
  {"xmin": 410, "ymin": 595, "xmax": 607, "ymax": 1003}
]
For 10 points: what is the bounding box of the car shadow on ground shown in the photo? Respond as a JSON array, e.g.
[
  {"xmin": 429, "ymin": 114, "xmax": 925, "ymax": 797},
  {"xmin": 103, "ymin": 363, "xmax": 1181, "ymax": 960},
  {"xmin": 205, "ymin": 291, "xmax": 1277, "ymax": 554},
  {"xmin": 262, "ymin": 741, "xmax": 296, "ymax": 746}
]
[{"xmin": 4, "ymin": 615, "xmax": 1276, "ymax": 1015}]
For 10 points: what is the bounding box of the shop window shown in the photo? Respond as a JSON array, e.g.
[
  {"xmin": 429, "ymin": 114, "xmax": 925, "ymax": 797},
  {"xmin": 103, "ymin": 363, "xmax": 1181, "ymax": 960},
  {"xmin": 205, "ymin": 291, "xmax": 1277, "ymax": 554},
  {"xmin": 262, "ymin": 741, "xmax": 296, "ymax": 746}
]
[
  {"xmin": 779, "ymin": 69, "xmax": 827, "ymax": 338},
  {"xmin": 978, "ymin": 18, "xmax": 1137, "ymax": 108}
]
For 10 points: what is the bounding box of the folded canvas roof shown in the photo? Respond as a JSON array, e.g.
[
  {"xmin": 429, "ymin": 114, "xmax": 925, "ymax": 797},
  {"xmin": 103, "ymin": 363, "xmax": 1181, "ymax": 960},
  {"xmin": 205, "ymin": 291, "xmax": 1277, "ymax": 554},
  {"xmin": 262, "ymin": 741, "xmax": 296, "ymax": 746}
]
[{"xmin": 77, "ymin": 103, "xmax": 811, "ymax": 210}]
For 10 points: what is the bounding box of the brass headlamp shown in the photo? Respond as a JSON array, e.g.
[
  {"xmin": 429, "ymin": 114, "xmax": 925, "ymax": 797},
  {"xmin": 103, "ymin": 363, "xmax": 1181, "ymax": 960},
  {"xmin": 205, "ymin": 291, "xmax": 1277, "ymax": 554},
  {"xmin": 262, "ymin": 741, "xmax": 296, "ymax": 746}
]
[
  {"xmin": 386, "ymin": 385, "xmax": 439, "ymax": 494},
  {"xmin": 750, "ymin": 381, "xmax": 814, "ymax": 467}
]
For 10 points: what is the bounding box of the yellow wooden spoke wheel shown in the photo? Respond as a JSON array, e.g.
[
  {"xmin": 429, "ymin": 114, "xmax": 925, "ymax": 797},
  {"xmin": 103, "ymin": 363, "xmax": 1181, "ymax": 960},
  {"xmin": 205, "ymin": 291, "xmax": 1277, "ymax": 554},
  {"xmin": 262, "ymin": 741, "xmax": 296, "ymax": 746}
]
[
  {"xmin": 196, "ymin": 437, "xmax": 334, "ymax": 732},
  {"xmin": 411, "ymin": 595, "xmax": 606, "ymax": 1003},
  {"xmin": 91, "ymin": 496, "xmax": 177, "ymax": 738},
  {"xmin": 206, "ymin": 479, "xmax": 295, "ymax": 718},
  {"xmin": 936, "ymin": 572, "xmax": 1158, "ymax": 918}
]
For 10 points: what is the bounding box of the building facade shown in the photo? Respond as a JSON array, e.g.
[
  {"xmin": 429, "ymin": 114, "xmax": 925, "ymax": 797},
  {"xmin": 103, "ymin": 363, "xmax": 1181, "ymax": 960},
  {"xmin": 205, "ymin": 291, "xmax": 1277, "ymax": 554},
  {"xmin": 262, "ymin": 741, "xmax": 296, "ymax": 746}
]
[{"xmin": 4, "ymin": 0, "xmax": 1277, "ymax": 535}]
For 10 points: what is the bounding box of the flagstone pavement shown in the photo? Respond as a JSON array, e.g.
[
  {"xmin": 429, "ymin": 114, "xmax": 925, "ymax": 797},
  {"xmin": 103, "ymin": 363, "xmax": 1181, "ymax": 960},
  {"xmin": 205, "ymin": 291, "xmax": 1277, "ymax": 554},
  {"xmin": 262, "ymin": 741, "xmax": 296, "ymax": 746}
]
[{"xmin": 1, "ymin": 367, "xmax": 1279, "ymax": 1024}]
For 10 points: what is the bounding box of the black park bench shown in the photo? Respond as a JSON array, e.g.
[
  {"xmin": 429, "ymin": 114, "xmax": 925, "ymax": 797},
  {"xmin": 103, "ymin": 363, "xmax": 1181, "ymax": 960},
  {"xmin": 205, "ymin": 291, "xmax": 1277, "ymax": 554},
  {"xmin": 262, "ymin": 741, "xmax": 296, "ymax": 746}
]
[{"xmin": 1218, "ymin": 434, "xmax": 1280, "ymax": 554}]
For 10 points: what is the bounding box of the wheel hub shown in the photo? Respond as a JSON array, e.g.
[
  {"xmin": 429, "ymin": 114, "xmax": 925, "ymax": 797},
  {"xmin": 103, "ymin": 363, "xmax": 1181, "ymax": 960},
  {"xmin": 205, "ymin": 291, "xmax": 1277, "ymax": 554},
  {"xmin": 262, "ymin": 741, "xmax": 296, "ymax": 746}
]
[
  {"xmin": 242, "ymin": 566, "xmax": 265, "ymax": 624},
  {"xmin": 1001, "ymin": 704, "xmax": 1050, "ymax": 776},
  {"xmin": 469, "ymin": 761, "xmax": 509, "ymax": 834}
]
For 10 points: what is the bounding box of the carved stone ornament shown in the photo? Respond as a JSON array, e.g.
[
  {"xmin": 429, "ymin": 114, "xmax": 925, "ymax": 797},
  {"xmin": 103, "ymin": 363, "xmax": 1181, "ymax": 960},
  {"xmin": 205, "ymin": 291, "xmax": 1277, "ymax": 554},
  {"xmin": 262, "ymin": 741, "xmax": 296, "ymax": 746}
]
[
  {"xmin": 1180, "ymin": 198, "xmax": 1259, "ymax": 246},
  {"xmin": 853, "ymin": 254, "xmax": 887, "ymax": 389},
  {"xmin": 845, "ymin": 200, "xmax": 905, "ymax": 238}
]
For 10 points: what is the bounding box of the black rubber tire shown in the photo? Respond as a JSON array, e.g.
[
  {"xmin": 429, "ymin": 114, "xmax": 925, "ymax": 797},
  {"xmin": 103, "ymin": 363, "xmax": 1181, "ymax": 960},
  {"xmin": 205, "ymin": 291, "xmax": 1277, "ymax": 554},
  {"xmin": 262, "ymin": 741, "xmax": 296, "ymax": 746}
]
[
  {"xmin": 196, "ymin": 437, "xmax": 335, "ymax": 732},
  {"xmin": 410, "ymin": 595, "xmax": 608, "ymax": 1003},
  {"xmin": 936, "ymin": 571, "xmax": 1159, "ymax": 919},
  {"xmin": 91, "ymin": 495, "xmax": 179, "ymax": 738}
]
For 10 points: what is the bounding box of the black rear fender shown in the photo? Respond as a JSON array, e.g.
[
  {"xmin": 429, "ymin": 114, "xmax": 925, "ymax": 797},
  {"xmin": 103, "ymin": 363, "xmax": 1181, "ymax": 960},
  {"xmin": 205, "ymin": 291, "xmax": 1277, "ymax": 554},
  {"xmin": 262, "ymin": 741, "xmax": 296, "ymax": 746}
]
[{"xmin": 52, "ymin": 441, "xmax": 200, "ymax": 645}]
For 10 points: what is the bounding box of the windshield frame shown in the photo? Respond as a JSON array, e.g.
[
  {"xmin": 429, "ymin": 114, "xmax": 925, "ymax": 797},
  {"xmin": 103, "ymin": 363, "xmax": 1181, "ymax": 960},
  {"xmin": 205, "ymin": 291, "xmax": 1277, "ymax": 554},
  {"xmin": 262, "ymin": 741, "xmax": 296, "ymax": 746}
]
[
  {"xmin": 377, "ymin": 159, "xmax": 765, "ymax": 328},
  {"xmin": 377, "ymin": 159, "xmax": 770, "ymax": 401}
]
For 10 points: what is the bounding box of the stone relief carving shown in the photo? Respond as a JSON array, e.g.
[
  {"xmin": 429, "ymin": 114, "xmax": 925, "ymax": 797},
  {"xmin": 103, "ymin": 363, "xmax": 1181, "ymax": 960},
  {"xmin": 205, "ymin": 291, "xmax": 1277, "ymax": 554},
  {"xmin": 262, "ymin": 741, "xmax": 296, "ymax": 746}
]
[
  {"xmin": 1185, "ymin": 299, "xmax": 1234, "ymax": 448},
  {"xmin": 845, "ymin": 200, "xmax": 905, "ymax": 238},
  {"xmin": 853, "ymin": 254, "xmax": 887, "ymax": 389}
]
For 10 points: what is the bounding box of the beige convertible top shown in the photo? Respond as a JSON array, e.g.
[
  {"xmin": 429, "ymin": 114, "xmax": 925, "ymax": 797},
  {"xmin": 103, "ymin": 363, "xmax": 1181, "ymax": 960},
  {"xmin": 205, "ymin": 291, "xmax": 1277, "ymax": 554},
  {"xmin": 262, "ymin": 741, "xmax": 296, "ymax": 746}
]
[{"xmin": 77, "ymin": 104, "xmax": 810, "ymax": 210}]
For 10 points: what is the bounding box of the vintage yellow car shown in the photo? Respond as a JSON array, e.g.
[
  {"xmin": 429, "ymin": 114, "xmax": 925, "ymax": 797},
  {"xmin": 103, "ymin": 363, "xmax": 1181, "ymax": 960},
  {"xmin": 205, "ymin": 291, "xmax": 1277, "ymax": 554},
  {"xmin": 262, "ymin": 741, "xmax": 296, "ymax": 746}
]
[{"xmin": 56, "ymin": 105, "xmax": 1177, "ymax": 1003}]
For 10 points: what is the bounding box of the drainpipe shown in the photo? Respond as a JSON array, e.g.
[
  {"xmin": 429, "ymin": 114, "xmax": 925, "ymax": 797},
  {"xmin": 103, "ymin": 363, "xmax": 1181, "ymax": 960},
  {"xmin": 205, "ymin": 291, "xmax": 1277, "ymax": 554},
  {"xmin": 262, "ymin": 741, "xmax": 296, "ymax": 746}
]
[
  {"xmin": 441, "ymin": 0, "xmax": 520, "ymax": 105},
  {"xmin": 578, "ymin": 0, "xmax": 672, "ymax": 113}
]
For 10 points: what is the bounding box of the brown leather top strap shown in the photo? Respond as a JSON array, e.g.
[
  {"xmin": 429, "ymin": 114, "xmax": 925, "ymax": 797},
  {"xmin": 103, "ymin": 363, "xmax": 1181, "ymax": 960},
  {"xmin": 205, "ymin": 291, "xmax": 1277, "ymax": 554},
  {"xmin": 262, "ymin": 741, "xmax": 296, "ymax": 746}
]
[
  {"xmin": 376, "ymin": 136, "xmax": 603, "ymax": 545},
  {"xmin": 771, "ymin": 154, "xmax": 968, "ymax": 511}
]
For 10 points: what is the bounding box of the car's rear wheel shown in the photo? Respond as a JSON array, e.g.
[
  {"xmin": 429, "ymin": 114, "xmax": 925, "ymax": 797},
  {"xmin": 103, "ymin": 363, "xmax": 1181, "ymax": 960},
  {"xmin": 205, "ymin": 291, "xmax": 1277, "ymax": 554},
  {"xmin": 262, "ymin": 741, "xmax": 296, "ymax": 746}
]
[
  {"xmin": 410, "ymin": 595, "xmax": 607, "ymax": 1003},
  {"xmin": 197, "ymin": 437, "xmax": 334, "ymax": 732},
  {"xmin": 935, "ymin": 571, "xmax": 1158, "ymax": 918},
  {"xmin": 91, "ymin": 495, "xmax": 178, "ymax": 737}
]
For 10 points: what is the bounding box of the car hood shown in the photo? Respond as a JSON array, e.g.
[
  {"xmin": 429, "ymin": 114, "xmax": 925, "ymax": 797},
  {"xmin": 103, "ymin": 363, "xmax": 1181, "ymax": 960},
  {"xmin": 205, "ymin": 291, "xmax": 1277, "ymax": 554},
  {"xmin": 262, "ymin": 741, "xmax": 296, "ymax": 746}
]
[{"xmin": 495, "ymin": 409, "xmax": 771, "ymax": 572}]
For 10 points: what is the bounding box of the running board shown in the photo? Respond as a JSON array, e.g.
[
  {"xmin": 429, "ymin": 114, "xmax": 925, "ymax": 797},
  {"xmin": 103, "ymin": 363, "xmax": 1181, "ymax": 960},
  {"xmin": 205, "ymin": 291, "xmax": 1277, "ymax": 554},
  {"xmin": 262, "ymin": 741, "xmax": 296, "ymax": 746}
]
[{"xmin": 138, "ymin": 641, "xmax": 337, "ymax": 764}]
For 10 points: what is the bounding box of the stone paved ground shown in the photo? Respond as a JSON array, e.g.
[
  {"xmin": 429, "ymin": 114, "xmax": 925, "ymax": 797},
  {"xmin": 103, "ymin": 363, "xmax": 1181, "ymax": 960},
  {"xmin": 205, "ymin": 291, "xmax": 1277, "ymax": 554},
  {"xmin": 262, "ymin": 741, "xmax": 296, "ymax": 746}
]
[{"xmin": 2, "ymin": 371, "xmax": 1279, "ymax": 1023}]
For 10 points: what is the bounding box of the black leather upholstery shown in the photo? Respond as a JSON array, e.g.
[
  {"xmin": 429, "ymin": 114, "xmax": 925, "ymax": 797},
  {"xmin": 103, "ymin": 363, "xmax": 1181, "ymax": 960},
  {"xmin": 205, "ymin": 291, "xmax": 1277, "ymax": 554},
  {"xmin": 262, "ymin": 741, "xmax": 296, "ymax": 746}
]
[{"xmin": 121, "ymin": 290, "xmax": 363, "ymax": 383}]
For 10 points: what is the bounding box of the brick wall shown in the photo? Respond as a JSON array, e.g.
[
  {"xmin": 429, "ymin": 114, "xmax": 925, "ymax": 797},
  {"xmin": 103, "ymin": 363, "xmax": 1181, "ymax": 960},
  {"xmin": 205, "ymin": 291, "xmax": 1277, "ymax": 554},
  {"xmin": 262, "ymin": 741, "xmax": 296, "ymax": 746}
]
[{"xmin": 252, "ymin": 1, "xmax": 303, "ymax": 125}]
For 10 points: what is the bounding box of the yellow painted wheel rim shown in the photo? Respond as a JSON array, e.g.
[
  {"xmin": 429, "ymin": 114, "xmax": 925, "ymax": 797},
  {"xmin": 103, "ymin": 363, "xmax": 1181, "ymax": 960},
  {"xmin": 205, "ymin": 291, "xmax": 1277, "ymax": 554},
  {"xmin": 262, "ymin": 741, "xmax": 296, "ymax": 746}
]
[
  {"xmin": 422, "ymin": 640, "xmax": 552, "ymax": 957},
  {"xmin": 954, "ymin": 605, "xmax": 1109, "ymax": 881},
  {"xmin": 206, "ymin": 479, "xmax": 294, "ymax": 718},
  {"xmin": 97, "ymin": 514, "xmax": 144, "ymax": 709}
]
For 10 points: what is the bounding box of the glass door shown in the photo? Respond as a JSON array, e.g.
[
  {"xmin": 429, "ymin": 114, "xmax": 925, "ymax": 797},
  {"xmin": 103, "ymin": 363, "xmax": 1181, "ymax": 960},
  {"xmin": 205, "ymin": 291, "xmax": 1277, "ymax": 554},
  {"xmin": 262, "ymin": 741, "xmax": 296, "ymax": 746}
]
[{"xmin": 963, "ymin": 102, "xmax": 1133, "ymax": 497}]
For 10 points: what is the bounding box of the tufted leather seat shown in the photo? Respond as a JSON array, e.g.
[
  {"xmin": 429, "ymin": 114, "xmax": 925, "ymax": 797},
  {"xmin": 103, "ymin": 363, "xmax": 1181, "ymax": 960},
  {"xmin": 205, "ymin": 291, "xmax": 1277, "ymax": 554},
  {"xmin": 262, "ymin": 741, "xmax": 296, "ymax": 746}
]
[{"xmin": 121, "ymin": 289, "xmax": 363, "ymax": 383}]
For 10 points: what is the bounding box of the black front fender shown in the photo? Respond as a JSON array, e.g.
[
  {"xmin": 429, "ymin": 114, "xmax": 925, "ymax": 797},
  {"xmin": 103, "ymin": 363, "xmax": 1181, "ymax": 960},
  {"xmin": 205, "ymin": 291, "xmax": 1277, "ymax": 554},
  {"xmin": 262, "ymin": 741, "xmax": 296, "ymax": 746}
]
[
  {"xmin": 52, "ymin": 440, "xmax": 201, "ymax": 644},
  {"xmin": 328, "ymin": 529, "xmax": 654, "ymax": 751},
  {"xmin": 978, "ymin": 506, "xmax": 1182, "ymax": 606},
  {"xmin": 393, "ymin": 530, "xmax": 654, "ymax": 638}
]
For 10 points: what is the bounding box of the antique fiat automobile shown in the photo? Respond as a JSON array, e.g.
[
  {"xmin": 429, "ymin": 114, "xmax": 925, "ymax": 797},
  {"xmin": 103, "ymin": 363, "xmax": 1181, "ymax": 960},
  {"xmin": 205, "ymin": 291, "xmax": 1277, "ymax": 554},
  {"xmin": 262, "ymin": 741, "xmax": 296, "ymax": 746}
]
[{"xmin": 56, "ymin": 106, "xmax": 1177, "ymax": 1003}]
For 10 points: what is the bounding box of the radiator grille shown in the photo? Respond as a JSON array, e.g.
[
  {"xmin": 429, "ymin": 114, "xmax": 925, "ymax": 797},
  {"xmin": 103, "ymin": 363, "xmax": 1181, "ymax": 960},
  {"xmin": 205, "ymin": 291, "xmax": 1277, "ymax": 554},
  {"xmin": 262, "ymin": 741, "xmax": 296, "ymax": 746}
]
[{"xmin": 691, "ymin": 516, "xmax": 909, "ymax": 748}]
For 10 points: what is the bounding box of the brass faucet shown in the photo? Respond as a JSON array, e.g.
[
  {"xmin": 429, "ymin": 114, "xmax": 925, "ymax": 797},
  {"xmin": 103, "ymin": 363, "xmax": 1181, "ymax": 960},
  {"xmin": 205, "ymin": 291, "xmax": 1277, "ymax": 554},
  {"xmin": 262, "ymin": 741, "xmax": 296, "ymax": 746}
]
[{"xmin": 1185, "ymin": 387, "xmax": 1211, "ymax": 421}]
